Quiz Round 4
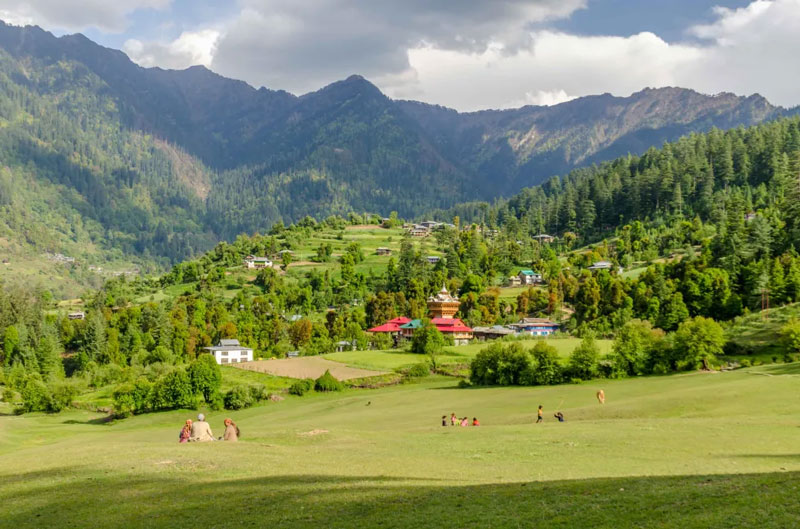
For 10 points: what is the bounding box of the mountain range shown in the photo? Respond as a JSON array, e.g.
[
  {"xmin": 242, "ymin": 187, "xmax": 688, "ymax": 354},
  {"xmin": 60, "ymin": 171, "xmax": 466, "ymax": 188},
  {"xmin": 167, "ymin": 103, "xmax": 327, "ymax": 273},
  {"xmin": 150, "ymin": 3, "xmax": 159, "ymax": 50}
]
[{"xmin": 0, "ymin": 20, "xmax": 795, "ymax": 276}]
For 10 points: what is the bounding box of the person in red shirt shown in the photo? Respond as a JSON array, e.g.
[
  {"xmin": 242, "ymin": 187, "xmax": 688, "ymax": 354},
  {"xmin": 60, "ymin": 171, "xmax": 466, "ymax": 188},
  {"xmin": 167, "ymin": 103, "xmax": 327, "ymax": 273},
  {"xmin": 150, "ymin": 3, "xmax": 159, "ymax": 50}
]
[{"xmin": 472, "ymin": 417, "xmax": 480, "ymax": 426}]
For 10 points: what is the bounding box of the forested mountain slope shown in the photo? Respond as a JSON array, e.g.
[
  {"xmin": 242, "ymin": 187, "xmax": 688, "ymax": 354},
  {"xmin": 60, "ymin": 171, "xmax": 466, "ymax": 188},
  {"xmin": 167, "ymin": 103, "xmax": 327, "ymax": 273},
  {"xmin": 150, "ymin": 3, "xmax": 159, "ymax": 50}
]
[{"xmin": 0, "ymin": 20, "xmax": 795, "ymax": 271}]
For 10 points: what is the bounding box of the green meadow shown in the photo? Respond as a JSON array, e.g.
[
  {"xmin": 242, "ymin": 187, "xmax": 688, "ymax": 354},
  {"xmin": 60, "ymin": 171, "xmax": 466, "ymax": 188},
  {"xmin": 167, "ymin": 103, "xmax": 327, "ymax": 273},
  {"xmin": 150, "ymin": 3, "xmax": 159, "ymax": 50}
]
[{"xmin": 2, "ymin": 363, "xmax": 800, "ymax": 528}]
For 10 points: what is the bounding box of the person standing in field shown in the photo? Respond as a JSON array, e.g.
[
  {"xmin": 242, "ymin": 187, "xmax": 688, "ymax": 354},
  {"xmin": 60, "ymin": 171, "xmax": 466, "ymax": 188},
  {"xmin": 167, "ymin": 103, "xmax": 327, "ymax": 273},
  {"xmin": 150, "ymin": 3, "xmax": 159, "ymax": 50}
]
[
  {"xmin": 442, "ymin": 415, "xmax": 448, "ymax": 427},
  {"xmin": 451, "ymin": 413, "xmax": 458, "ymax": 426},
  {"xmin": 190, "ymin": 413, "xmax": 215, "ymax": 442},
  {"xmin": 536, "ymin": 405, "xmax": 543, "ymax": 423},
  {"xmin": 223, "ymin": 418, "xmax": 239, "ymax": 441},
  {"xmin": 597, "ymin": 389, "xmax": 605, "ymax": 404}
]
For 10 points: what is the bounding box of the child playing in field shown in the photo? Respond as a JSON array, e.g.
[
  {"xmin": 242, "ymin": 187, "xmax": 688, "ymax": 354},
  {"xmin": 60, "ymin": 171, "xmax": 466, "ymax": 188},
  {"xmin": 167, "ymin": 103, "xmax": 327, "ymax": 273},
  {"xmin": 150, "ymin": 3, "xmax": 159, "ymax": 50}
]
[
  {"xmin": 460, "ymin": 417, "xmax": 468, "ymax": 427},
  {"xmin": 451, "ymin": 413, "xmax": 457, "ymax": 426},
  {"xmin": 472, "ymin": 417, "xmax": 480, "ymax": 426},
  {"xmin": 554, "ymin": 412, "xmax": 565, "ymax": 422},
  {"xmin": 536, "ymin": 405, "xmax": 543, "ymax": 423},
  {"xmin": 442, "ymin": 415, "xmax": 447, "ymax": 427},
  {"xmin": 179, "ymin": 419, "xmax": 192, "ymax": 443},
  {"xmin": 597, "ymin": 389, "xmax": 605, "ymax": 404}
]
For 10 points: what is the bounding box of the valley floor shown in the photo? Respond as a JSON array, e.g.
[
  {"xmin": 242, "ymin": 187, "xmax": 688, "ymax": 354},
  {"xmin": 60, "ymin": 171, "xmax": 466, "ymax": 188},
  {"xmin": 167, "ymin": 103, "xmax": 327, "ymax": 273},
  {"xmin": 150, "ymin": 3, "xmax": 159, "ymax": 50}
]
[{"xmin": 2, "ymin": 365, "xmax": 800, "ymax": 528}]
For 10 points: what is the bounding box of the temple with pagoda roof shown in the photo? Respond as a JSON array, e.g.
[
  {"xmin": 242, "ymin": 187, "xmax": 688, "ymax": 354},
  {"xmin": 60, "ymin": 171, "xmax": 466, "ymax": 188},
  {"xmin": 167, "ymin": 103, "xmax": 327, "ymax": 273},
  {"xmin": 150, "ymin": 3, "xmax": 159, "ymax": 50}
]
[
  {"xmin": 427, "ymin": 285, "xmax": 461, "ymax": 319},
  {"xmin": 367, "ymin": 285, "xmax": 473, "ymax": 345}
]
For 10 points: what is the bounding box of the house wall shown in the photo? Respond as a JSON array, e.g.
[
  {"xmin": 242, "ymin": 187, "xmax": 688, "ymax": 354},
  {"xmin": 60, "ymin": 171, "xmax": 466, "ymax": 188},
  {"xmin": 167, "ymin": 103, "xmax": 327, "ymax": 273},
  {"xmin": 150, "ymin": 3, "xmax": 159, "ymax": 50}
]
[{"xmin": 212, "ymin": 349, "xmax": 254, "ymax": 365}]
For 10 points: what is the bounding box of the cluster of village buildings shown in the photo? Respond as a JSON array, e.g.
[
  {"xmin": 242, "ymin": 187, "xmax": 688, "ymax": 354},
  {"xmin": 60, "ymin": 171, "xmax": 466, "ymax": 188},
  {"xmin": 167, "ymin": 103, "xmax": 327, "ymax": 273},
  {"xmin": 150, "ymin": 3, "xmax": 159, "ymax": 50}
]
[{"xmin": 367, "ymin": 285, "xmax": 560, "ymax": 346}]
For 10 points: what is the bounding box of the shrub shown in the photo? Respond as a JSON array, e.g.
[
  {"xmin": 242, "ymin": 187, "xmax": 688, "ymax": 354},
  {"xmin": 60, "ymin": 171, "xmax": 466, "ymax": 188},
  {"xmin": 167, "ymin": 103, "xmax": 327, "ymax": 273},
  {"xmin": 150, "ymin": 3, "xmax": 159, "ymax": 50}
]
[
  {"xmin": 406, "ymin": 363, "xmax": 430, "ymax": 378},
  {"xmin": 457, "ymin": 379, "xmax": 471, "ymax": 388},
  {"xmin": 528, "ymin": 342, "xmax": 563, "ymax": 386},
  {"xmin": 314, "ymin": 370, "xmax": 343, "ymax": 392},
  {"xmin": 113, "ymin": 384, "xmax": 137, "ymax": 417},
  {"xmin": 3, "ymin": 388, "xmax": 19, "ymax": 404},
  {"xmin": 150, "ymin": 369, "xmax": 195, "ymax": 411},
  {"xmin": 470, "ymin": 343, "xmax": 531, "ymax": 386},
  {"xmin": 567, "ymin": 335, "xmax": 600, "ymax": 380},
  {"xmin": 224, "ymin": 385, "xmax": 253, "ymax": 410},
  {"xmin": 739, "ymin": 358, "xmax": 751, "ymax": 368},
  {"xmin": 19, "ymin": 376, "xmax": 51, "ymax": 413},
  {"xmin": 89, "ymin": 363, "xmax": 127, "ymax": 388},
  {"xmin": 248, "ymin": 384, "xmax": 270, "ymax": 402},
  {"xmin": 48, "ymin": 381, "xmax": 78, "ymax": 412},
  {"xmin": 188, "ymin": 355, "xmax": 222, "ymax": 402},
  {"xmin": 289, "ymin": 379, "xmax": 314, "ymax": 396}
]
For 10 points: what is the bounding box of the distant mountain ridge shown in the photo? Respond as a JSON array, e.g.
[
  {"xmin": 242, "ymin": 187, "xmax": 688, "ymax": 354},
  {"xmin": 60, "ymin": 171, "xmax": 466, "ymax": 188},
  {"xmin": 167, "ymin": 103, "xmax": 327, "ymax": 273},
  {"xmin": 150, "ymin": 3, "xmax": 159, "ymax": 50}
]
[{"xmin": 0, "ymin": 20, "xmax": 794, "ymax": 263}]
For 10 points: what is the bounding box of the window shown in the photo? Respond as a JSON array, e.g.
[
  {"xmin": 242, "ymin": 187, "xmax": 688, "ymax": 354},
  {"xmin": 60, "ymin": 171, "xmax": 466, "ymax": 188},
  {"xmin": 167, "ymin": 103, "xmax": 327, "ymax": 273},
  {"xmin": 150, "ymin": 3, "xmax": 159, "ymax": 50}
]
[
  {"xmin": 221, "ymin": 351, "xmax": 229, "ymax": 356},
  {"xmin": 221, "ymin": 358, "xmax": 229, "ymax": 364}
]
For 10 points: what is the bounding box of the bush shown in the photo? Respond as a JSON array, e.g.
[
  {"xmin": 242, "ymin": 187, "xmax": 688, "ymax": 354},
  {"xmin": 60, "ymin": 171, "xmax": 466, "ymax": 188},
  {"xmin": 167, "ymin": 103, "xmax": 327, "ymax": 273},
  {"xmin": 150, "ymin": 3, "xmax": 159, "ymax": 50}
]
[
  {"xmin": 48, "ymin": 381, "xmax": 78, "ymax": 412},
  {"xmin": 188, "ymin": 355, "xmax": 222, "ymax": 402},
  {"xmin": 739, "ymin": 358, "xmax": 751, "ymax": 368},
  {"xmin": 406, "ymin": 363, "xmax": 430, "ymax": 378},
  {"xmin": 289, "ymin": 379, "xmax": 314, "ymax": 396},
  {"xmin": 457, "ymin": 379, "xmax": 471, "ymax": 388},
  {"xmin": 89, "ymin": 363, "xmax": 127, "ymax": 388},
  {"xmin": 113, "ymin": 384, "xmax": 137, "ymax": 417},
  {"xmin": 314, "ymin": 370, "xmax": 343, "ymax": 392},
  {"xmin": 567, "ymin": 335, "xmax": 600, "ymax": 380},
  {"xmin": 248, "ymin": 384, "xmax": 270, "ymax": 402},
  {"xmin": 2, "ymin": 387, "xmax": 19, "ymax": 404},
  {"xmin": 470, "ymin": 342, "xmax": 531, "ymax": 386},
  {"xmin": 150, "ymin": 369, "xmax": 196, "ymax": 411},
  {"xmin": 19, "ymin": 376, "xmax": 51, "ymax": 413},
  {"xmin": 224, "ymin": 385, "xmax": 253, "ymax": 410},
  {"xmin": 528, "ymin": 342, "xmax": 563, "ymax": 386}
]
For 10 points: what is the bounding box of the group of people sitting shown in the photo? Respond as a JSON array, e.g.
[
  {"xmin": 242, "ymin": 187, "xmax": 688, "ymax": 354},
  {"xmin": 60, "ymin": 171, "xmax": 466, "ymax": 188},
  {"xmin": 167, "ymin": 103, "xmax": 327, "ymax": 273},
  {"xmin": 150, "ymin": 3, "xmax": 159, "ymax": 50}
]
[
  {"xmin": 443, "ymin": 413, "xmax": 479, "ymax": 427},
  {"xmin": 179, "ymin": 413, "xmax": 240, "ymax": 442}
]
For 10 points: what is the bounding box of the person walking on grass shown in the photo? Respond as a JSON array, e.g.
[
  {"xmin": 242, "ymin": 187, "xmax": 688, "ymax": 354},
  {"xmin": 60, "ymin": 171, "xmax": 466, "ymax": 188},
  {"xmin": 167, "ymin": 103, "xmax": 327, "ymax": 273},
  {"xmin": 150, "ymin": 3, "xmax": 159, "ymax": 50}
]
[
  {"xmin": 536, "ymin": 405, "xmax": 543, "ymax": 423},
  {"xmin": 190, "ymin": 413, "xmax": 215, "ymax": 442}
]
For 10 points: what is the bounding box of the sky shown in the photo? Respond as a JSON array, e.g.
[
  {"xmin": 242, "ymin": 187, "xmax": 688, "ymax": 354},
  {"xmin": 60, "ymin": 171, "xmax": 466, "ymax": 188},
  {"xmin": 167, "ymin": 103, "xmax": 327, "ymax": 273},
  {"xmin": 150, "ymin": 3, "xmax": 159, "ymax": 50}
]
[{"xmin": 1, "ymin": 0, "xmax": 799, "ymax": 111}]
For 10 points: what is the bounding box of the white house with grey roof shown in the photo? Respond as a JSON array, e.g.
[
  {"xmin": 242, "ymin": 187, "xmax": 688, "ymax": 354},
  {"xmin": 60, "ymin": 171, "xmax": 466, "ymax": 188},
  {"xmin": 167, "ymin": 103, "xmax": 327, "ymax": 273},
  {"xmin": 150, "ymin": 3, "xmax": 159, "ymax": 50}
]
[{"xmin": 203, "ymin": 339, "xmax": 253, "ymax": 365}]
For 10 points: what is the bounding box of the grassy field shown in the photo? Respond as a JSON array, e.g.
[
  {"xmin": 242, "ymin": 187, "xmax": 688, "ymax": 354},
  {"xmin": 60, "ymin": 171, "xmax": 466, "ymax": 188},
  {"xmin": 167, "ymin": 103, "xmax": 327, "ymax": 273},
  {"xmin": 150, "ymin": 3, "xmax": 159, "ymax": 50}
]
[
  {"xmin": 3, "ymin": 363, "xmax": 799, "ymax": 528},
  {"xmin": 724, "ymin": 303, "xmax": 800, "ymax": 360}
]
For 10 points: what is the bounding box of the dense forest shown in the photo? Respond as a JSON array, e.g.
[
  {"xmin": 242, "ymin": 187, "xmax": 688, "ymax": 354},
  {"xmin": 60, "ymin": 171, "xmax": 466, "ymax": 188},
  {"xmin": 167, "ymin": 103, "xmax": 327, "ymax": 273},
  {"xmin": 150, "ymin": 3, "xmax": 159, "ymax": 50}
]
[{"xmin": 0, "ymin": 21, "xmax": 795, "ymax": 269}]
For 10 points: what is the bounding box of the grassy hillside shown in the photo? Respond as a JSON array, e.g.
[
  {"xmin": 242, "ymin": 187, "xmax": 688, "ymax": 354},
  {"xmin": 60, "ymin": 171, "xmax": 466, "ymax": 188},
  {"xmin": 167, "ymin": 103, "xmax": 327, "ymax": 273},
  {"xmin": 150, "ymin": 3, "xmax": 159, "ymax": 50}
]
[{"xmin": 2, "ymin": 364, "xmax": 800, "ymax": 528}]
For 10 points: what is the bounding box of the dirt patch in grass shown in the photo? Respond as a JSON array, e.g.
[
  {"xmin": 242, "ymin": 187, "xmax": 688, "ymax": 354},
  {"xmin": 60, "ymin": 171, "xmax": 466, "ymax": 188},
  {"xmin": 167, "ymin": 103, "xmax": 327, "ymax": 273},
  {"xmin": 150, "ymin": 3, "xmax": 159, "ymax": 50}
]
[
  {"xmin": 345, "ymin": 225, "xmax": 382, "ymax": 230},
  {"xmin": 236, "ymin": 356, "xmax": 386, "ymax": 380}
]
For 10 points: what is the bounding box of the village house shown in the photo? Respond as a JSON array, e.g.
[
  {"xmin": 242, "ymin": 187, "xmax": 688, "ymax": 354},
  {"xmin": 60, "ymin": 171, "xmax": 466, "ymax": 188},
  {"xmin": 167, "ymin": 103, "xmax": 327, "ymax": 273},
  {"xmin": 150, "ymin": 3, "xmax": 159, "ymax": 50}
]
[
  {"xmin": 67, "ymin": 311, "xmax": 86, "ymax": 320},
  {"xmin": 518, "ymin": 269, "xmax": 543, "ymax": 285},
  {"xmin": 243, "ymin": 255, "xmax": 273, "ymax": 269},
  {"xmin": 419, "ymin": 220, "xmax": 441, "ymax": 229},
  {"xmin": 588, "ymin": 260, "xmax": 613, "ymax": 270},
  {"xmin": 473, "ymin": 325, "xmax": 516, "ymax": 341},
  {"xmin": 532, "ymin": 234, "xmax": 555, "ymax": 244},
  {"xmin": 426, "ymin": 256, "xmax": 441, "ymax": 264},
  {"xmin": 508, "ymin": 318, "xmax": 560, "ymax": 337},
  {"xmin": 376, "ymin": 247, "xmax": 392, "ymax": 256},
  {"xmin": 407, "ymin": 225, "xmax": 429, "ymax": 237},
  {"xmin": 203, "ymin": 339, "xmax": 253, "ymax": 365},
  {"xmin": 507, "ymin": 275, "xmax": 522, "ymax": 287}
]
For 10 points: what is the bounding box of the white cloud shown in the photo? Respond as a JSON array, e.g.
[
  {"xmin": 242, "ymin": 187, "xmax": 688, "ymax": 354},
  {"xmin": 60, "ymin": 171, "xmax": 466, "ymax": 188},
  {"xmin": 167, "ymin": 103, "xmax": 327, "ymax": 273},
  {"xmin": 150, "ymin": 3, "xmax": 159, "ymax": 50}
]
[
  {"xmin": 208, "ymin": 0, "xmax": 588, "ymax": 96},
  {"xmin": 0, "ymin": 0, "xmax": 170, "ymax": 33},
  {"xmin": 522, "ymin": 89, "xmax": 575, "ymax": 107},
  {"xmin": 124, "ymin": 29, "xmax": 220, "ymax": 69}
]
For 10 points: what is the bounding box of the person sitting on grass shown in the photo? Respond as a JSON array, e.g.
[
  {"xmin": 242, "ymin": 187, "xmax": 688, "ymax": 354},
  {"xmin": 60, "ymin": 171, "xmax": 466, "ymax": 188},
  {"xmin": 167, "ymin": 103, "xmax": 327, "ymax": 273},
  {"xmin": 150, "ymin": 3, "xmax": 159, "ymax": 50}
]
[
  {"xmin": 179, "ymin": 419, "xmax": 192, "ymax": 443},
  {"xmin": 190, "ymin": 413, "xmax": 215, "ymax": 442},
  {"xmin": 442, "ymin": 415, "xmax": 448, "ymax": 427},
  {"xmin": 450, "ymin": 413, "xmax": 458, "ymax": 426},
  {"xmin": 223, "ymin": 418, "xmax": 239, "ymax": 441},
  {"xmin": 554, "ymin": 412, "xmax": 565, "ymax": 422},
  {"xmin": 536, "ymin": 405, "xmax": 543, "ymax": 423},
  {"xmin": 472, "ymin": 417, "xmax": 480, "ymax": 426},
  {"xmin": 460, "ymin": 417, "xmax": 468, "ymax": 427}
]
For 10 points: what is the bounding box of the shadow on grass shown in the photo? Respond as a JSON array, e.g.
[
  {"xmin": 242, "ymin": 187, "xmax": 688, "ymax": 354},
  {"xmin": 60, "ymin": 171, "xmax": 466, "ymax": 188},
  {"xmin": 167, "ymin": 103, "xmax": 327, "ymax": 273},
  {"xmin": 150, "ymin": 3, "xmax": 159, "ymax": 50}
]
[
  {"xmin": 62, "ymin": 415, "xmax": 115, "ymax": 426},
  {"xmin": 3, "ymin": 469, "xmax": 800, "ymax": 528}
]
